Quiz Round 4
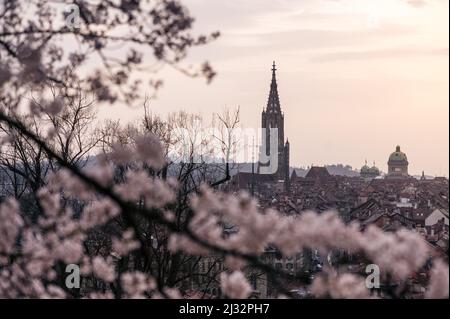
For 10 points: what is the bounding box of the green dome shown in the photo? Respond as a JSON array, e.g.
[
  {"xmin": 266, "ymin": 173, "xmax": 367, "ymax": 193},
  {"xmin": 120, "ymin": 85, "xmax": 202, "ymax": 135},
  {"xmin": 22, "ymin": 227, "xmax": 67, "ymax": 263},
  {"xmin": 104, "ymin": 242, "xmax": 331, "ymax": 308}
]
[
  {"xmin": 360, "ymin": 162, "xmax": 370, "ymax": 173},
  {"xmin": 388, "ymin": 145, "xmax": 408, "ymax": 162},
  {"xmin": 369, "ymin": 166, "xmax": 380, "ymax": 175},
  {"xmin": 360, "ymin": 160, "xmax": 380, "ymax": 177}
]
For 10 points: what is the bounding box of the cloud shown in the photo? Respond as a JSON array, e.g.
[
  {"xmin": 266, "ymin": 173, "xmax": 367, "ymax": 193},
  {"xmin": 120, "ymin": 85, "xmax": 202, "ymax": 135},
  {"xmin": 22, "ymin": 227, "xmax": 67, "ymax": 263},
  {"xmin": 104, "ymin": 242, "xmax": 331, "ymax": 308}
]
[
  {"xmin": 310, "ymin": 47, "xmax": 449, "ymax": 62},
  {"xmin": 187, "ymin": 23, "xmax": 417, "ymax": 65},
  {"xmin": 406, "ymin": 0, "xmax": 427, "ymax": 8}
]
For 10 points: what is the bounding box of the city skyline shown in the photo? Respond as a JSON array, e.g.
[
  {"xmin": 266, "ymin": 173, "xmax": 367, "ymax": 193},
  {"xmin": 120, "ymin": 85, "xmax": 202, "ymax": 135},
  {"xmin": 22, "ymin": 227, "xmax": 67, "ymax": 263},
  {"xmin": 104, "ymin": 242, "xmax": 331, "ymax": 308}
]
[
  {"xmin": 98, "ymin": 0, "xmax": 449, "ymax": 177},
  {"xmin": 0, "ymin": 0, "xmax": 447, "ymax": 303}
]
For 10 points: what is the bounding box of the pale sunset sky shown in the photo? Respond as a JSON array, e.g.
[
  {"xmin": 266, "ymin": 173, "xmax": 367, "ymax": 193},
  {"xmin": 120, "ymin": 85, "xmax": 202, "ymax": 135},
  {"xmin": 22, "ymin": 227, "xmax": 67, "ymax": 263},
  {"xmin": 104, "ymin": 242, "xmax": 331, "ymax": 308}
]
[{"xmin": 99, "ymin": 0, "xmax": 449, "ymax": 176}]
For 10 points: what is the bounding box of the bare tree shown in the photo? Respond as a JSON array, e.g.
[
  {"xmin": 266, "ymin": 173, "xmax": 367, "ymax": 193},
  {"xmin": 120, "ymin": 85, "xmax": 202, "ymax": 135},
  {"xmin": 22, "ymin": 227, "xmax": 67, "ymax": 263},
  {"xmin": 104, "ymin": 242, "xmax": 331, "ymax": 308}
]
[
  {"xmin": 0, "ymin": 88, "xmax": 101, "ymax": 219},
  {"xmin": 0, "ymin": 0, "xmax": 446, "ymax": 301},
  {"xmin": 94, "ymin": 105, "xmax": 242, "ymax": 292}
]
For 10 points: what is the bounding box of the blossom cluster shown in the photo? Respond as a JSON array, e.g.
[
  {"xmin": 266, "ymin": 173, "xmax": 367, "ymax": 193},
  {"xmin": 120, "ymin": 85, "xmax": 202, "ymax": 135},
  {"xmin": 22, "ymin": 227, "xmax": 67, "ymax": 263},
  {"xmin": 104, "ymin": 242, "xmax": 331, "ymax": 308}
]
[
  {"xmin": 109, "ymin": 132, "xmax": 166, "ymax": 169},
  {"xmin": 0, "ymin": 136, "xmax": 447, "ymax": 299},
  {"xmin": 0, "ymin": 179, "xmax": 133, "ymax": 298},
  {"xmin": 220, "ymin": 271, "xmax": 252, "ymax": 299},
  {"xmin": 311, "ymin": 271, "xmax": 370, "ymax": 299},
  {"xmin": 168, "ymin": 185, "xmax": 448, "ymax": 298}
]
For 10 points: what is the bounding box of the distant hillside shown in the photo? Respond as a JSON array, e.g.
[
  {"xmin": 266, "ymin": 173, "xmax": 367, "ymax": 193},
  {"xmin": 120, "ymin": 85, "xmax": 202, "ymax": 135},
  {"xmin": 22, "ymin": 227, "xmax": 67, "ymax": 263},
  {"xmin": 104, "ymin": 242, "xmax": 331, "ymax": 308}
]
[
  {"xmin": 231, "ymin": 163, "xmax": 360, "ymax": 177},
  {"xmin": 292, "ymin": 164, "xmax": 360, "ymax": 177}
]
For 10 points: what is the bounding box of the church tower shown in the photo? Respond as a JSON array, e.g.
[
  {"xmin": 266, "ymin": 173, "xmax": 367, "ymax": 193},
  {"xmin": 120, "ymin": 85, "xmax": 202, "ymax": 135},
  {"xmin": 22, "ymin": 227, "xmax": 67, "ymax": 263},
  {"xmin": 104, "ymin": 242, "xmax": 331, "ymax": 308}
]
[{"xmin": 259, "ymin": 62, "xmax": 290, "ymax": 181}]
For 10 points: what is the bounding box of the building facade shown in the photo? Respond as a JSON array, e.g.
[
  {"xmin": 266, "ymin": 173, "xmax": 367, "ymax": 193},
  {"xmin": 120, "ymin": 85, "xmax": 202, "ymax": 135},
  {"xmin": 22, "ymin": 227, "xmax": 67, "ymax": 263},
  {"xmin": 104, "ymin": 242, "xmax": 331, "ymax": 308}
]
[{"xmin": 387, "ymin": 145, "xmax": 409, "ymax": 178}]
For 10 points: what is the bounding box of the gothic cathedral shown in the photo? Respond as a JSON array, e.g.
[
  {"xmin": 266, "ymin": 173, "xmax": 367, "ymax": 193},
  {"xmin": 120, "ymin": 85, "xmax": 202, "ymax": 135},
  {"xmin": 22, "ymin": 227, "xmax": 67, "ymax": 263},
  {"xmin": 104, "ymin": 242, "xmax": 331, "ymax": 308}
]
[{"xmin": 258, "ymin": 62, "xmax": 290, "ymax": 185}]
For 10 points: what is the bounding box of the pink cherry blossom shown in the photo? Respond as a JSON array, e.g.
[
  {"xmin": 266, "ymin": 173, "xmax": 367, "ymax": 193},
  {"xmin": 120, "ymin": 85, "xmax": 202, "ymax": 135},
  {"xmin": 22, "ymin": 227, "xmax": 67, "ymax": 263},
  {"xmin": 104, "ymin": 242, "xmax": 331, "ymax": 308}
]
[
  {"xmin": 134, "ymin": 133, "xmax": 165, "ymax": 169},
  {"xmin": 110, "ymin": 142, "xmax": 134, "ymax": 165},
  {"xmin": 311, "ymin": 271, "xmax": 371, "ymax": 299},
  {"xmin": 80, "ymin": 198, "xmax": 120, "ymax": 229},
  {"xmin": 92, "ymin": 256, "xmax": 116, "ymax": 283},
  {"xmin": 112, "ymin": 229, "xmax": 140, "ymax": 256},
  {"xmin": 220, "ymin": 271, "xmax": 252, "ymax": 299},
  {"xmin": 425, "ymin": 259, "xmax": 449, "ymax": 299},
  {"xmin": 0, "ymin": 198, "xmax": 23, "ymax": 255},
  {"xmin": 121, "ymin": 271, "xmax": 156, "ymax": 298},
  {"xmin": 45, "ymin": 97, "xmax": 64, "ymax": 115}
]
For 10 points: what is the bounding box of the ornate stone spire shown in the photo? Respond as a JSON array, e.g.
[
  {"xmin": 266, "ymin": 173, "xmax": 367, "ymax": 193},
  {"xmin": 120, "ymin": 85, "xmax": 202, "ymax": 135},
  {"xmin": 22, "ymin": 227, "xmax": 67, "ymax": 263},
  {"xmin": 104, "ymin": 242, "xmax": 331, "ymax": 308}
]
[{"xmin": 266, "ymin": 61, "xmax": 281, "ymax": 113}]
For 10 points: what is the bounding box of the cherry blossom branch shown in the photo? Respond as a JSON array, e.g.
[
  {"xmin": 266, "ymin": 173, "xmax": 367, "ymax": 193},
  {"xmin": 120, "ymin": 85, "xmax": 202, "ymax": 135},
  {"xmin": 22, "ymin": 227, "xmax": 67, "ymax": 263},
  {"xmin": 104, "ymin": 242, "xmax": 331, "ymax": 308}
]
[{"xmin": 0, "ymin": 109, "xmax": 302, "ymax": 298}]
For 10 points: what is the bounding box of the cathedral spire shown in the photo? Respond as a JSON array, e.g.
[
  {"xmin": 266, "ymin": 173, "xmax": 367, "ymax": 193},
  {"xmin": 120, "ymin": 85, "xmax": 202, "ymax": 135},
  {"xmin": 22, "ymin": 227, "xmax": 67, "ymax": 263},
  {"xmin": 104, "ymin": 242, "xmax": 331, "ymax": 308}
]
[
  {"xmin": 259, "ymin": 61, "xmax": 287, "ymax": 181},
  {"xmin": 266, "ymin": 61, "xmax": 281, "ymax": 113}
]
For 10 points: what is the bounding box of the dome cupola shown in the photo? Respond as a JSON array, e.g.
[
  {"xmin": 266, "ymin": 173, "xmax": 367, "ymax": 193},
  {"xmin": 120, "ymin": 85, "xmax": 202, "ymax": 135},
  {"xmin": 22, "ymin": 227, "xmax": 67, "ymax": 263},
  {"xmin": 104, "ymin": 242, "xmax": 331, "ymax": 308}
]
[
  {"xmin": 387, "ymin": 145, "xmax": 409, "ymax": 178},
  {"xmin": 389, "ymin": 145, "xmax": 408, "ymax": 163}
]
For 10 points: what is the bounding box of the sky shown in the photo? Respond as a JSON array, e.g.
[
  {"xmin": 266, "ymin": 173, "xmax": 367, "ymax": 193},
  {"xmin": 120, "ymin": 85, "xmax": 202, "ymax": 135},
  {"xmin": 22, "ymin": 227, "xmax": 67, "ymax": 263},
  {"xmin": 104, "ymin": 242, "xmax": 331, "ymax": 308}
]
[{"xmin": 99, "ymin": 0, "xmax": 449, "ymax": 176}]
